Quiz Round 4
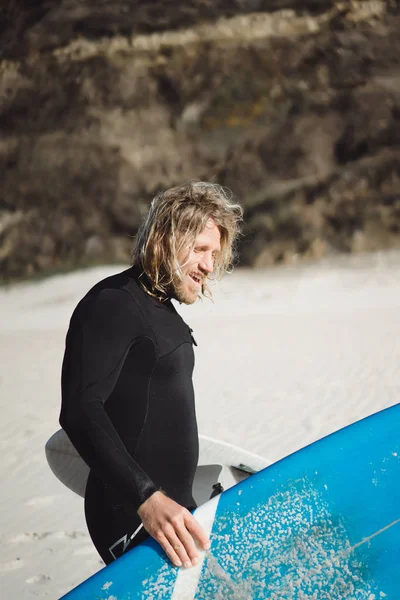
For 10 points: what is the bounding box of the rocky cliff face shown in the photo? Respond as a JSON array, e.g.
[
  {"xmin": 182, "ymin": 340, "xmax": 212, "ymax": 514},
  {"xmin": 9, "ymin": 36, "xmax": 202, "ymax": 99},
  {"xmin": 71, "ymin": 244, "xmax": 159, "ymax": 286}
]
[{"xmin": 1, "ymin": 1, "xmax": 399, "ymax": 280}]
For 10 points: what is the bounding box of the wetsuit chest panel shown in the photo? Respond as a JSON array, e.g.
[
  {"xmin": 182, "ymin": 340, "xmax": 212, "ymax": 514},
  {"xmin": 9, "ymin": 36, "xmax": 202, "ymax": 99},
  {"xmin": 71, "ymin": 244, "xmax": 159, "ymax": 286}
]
[{"xmin": 127, "ymin": 289, "xmax": 194, "ymax": 358}]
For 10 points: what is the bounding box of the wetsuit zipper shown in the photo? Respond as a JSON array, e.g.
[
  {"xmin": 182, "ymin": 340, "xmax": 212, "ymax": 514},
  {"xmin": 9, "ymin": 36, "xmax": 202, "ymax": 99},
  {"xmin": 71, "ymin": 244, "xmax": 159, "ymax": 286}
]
[{"xmin": 189, "ymin": 327, "xmax": 198, "ymax": 346}]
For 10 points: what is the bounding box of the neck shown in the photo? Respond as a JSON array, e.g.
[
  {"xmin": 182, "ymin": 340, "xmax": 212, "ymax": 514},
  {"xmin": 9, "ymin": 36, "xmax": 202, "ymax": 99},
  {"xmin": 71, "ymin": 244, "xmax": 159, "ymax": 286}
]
[{"xmin": 134, "ymin": 266, "xmax": 170, "ymax": 303}]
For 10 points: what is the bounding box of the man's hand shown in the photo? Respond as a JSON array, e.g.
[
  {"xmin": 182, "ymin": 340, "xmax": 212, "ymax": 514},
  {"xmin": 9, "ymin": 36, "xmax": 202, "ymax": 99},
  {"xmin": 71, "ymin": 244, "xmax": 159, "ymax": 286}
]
[{"xmin": 137, "ymin": 491, "xmax": 210, "ymax": 568}]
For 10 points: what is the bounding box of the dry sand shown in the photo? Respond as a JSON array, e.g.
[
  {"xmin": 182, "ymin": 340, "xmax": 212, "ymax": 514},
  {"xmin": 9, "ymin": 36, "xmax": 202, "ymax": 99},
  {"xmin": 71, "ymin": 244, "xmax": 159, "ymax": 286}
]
[{"xmin": 1, "ymin": 251, "xmax": 399, "ymax": 598}]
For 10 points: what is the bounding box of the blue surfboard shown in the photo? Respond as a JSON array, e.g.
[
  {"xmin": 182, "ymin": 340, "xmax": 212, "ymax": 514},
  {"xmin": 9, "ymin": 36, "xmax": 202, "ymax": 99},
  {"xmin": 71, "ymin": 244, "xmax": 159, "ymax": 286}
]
[{"xmin": 61, "ymin": 404, "xmax": 400, "ymax": 599}]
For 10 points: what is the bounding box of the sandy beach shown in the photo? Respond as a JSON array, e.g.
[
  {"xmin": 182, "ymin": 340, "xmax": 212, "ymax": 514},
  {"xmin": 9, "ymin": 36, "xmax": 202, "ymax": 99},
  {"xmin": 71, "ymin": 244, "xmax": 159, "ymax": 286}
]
[{"xmin": 1, "ymin": 251, "xmax": 399, "ymax": 599}]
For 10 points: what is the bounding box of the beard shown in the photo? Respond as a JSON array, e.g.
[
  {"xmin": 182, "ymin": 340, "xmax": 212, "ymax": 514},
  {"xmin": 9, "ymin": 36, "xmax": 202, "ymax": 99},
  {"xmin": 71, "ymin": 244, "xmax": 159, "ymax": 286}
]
[{"xmin": 169, "ymin": 271, "xmax": 202, "ymax": 305}]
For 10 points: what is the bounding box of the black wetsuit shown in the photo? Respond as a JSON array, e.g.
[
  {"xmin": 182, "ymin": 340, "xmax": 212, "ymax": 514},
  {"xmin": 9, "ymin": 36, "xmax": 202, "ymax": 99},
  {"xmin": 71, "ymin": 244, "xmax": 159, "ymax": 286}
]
[{"xmin": 59, "ymin": 265, "xmax": 199, "ymax": 564}]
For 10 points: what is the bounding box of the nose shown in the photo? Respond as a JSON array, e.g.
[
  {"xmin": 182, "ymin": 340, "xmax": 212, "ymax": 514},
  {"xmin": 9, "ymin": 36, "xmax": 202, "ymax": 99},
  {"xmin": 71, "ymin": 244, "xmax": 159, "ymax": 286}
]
[{"xmin": 199, "ymin": 252, "xmax": 214, "ymax": 274}]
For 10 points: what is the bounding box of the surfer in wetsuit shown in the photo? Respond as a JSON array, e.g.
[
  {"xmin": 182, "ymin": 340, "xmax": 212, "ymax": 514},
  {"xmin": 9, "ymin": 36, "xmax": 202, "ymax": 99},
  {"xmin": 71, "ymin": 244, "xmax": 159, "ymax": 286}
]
[{"xmin": 59, "ymin": 182, "xmax": 242, "ymax": 568}]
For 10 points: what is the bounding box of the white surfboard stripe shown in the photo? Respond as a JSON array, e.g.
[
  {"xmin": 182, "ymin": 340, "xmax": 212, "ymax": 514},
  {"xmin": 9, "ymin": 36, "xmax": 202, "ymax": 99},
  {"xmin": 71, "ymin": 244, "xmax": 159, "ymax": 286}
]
[{"xmin": 171, "ymin": 494, "xmax": 221, "ymax": 600}]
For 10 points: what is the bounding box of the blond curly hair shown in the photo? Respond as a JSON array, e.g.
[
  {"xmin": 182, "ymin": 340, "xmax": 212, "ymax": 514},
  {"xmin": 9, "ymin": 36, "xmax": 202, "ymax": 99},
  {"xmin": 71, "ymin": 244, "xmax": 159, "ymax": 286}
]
[{"xmin": 132, "ymin": 181, "xmax": 243, "ymax": 299}]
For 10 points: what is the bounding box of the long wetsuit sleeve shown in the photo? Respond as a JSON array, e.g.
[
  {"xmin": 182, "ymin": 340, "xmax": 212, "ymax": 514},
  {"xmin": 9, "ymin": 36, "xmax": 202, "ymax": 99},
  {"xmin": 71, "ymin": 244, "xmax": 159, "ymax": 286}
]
[{"xmin": 60, "ymin": 288, "xmax": 158, "ymax": 510}]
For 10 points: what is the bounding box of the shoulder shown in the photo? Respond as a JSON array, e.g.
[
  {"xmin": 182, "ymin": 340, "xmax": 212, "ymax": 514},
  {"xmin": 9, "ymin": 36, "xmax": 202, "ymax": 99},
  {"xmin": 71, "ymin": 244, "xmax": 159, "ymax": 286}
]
[{"xmin": 70, "ymin": 270, "xmax": 147, "ymax": 335}]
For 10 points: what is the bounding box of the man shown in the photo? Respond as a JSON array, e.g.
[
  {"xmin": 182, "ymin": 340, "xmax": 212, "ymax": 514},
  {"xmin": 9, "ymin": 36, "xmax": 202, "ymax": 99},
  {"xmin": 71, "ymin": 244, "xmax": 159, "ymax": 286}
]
[{"xmin": 59, "ymin": 181, "xmax": 242, "ymax": 569}]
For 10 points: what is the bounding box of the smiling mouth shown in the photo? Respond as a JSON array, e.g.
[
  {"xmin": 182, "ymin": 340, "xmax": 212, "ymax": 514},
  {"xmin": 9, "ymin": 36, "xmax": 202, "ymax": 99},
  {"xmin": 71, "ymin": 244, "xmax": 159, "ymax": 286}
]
[{"xmin": 189, "ymin": 273, "xmax": 202, "ymax": 286}]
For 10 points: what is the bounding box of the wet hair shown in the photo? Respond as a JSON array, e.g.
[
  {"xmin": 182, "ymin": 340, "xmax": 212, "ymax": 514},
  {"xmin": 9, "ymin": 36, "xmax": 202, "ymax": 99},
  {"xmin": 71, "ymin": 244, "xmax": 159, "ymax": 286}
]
[{"xmin": 132, "ymin": 181, "xmax": 243, "ymax": 299}]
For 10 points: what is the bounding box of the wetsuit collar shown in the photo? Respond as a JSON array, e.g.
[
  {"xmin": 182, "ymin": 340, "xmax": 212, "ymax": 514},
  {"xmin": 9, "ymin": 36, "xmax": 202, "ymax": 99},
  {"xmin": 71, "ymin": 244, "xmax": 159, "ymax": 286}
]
[{"xmin": 128, "ymin": 264, "xmax": 174, "ymax": 310}]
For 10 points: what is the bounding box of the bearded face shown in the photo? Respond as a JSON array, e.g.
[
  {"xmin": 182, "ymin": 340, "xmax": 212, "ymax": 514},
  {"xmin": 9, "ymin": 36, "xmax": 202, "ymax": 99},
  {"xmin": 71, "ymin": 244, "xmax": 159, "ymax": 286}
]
[{"xmin": 171, "ymin": 218, "xmax": 221, "ymax": 305}]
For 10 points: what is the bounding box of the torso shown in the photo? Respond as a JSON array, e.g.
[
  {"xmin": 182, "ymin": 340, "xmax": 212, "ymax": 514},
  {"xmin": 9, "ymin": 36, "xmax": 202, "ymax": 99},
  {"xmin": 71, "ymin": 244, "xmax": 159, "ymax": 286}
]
[{"xmin": 61, "ymin": 266, "xmax": 199, "ymax": 510}]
